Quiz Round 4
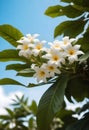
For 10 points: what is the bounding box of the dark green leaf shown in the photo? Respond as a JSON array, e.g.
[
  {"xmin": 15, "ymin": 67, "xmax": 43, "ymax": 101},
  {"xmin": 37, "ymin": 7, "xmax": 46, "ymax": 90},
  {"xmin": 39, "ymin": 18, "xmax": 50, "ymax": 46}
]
[
  {"xmin": 6, "ymin": 63, "xmax": 31, "ymax": 71},
  {"xmin": 72, "ymin": 4, "xmax": 89, "ymax": 12},
  {"xmin": 0, "ymin": 49, "xmax": 27, "ymax": 62},
  {"xmin": 37, "ymin": 74, "xmax": 68, "ymax": 130},
  {"xmin": 79, "ymin": 51, "xmax": 89, "ymax": 62},
  {"xmin": 0, "ymin": 24, "xmax": 23, "ymax": 47},
  {"xmin": 0, "ymin": 78, "xmax": 26, "ymax": 87},
  {"xmin": 77, "ymin": 102, "xmax": 89, "ymax": 115},
  {"xmin": 67, "ymin": 76, "xmax": 89, "ymax": 101},
  {"xmin": 0, "ymin": 115, "xmax": 11, "ymax": 120},
  {"xmin": 17, "ymin": 72, "xmax": 34, "ymax": 77},
  {"xmin": 57, "ymin": 109, "xmax": 74, "ymax": 119},
  {"xmin": 76, "ymin": 38, "xmax": 89, "ymax": 52},
  {"xmin": 27, "ymin": 82, "xmax": 49, "ymax": 88},
  {"xmin": 61, "ymin": 0, "xmax": 72, "ymax": 3},
  {"xmin": 76, "ymin": 27, "xmax": 89, "ymax": 52},
  {"xmin": 62, "ymin": 5, "xmax": 83, "ymax": 18},
  {"xmin": 66, "ymin": 112, "xmax": 89, "ymax": 130},
  {"xmin": 61, "ymin": 0, "xmax": 89, "ymax": 7},
  {"xmin": 54, "ymin": 19, "xmax": 86, "ymax": 38},
  {"xmin": 29, "ymin": 117, "xmax": 35, "ymax": 129}
]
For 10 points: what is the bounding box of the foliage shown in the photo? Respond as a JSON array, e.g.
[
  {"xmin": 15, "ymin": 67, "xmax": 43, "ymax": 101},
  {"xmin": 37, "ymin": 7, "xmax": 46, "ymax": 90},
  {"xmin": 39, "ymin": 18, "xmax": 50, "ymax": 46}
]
[
  {"xmin": 0, "ymin": 95, "xmax": 37, "ymax": 130},
  {"xmin": 0, "ymin": 0, "xmax": 89, "ymax": 130}
]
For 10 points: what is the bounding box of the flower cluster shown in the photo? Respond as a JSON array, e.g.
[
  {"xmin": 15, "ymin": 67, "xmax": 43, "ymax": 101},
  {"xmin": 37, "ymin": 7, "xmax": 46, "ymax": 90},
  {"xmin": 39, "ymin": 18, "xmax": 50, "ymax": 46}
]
[{"xmin": 17, "ymin": 34, "xmax": 84, "ymax": 83}]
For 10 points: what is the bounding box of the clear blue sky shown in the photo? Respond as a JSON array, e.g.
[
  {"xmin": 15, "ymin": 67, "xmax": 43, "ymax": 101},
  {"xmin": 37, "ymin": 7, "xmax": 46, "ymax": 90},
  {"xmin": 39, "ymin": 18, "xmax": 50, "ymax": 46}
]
[{"xmin": 0, "ymin": 0, "xmax": 65, "ymax": 102}]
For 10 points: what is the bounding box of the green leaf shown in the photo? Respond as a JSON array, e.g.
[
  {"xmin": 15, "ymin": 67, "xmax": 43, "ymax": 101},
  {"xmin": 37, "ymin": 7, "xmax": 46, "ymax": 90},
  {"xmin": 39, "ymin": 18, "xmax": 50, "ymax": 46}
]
[
  {"xmin": 17, "ymin": 68, "xmax": 35, "ymax": 77},
  {"xmin": 66, "ymin": 112, "xmax": 89, "ymax": 130},
  {"xmin": 6, "ymin": 63, "xmax": 31, "ymax": 71},
  {"xmin": 77, "ymin": 102, "xmax": 89, "ymax": 115},
  {"xmin": 27, "ymin": 82, "xmax": 50, "ymax": 88},
  {"xmin": 67, "ymin": 76, "xmax": 89, "ymax": 101},
  {"xmin": 76, "ymin": 27, "xmax": 89, "ymax": 52},
  {"xmin": 45, "ymin": 5, "xmax": 63, "ymax": 18},
  {"xmin": 72, "ymin": 4, "xmax": 89, "ymax": 12},
  {"xmin": 45, "ymin": 5, "xmax": 83, "ymax": 18},
  {"xmin": 16, "ymin": 72, "xmax": 34, "ymax": 77},
  {"xmin": 0, "ymin": 24, "xmax": 23, "ymax": 47},
  {"xmin": 29, "ymin": 100, "xmax": 38, "ymax": 115},
  {"xmin": 0, "ymin": 49, "xmax": 27, "ymax": 62},
  {"xmin": 29, "ymin": 117, "xmax": 35, "ymax": 129},
  {"xmin": 0, "ymin": 115, "xmax": 11, "ymax": 120},
  {"xmin": 37, "ymin": 74, "xmax": 68, "ymax": 130},
  {"xmin": 61, "ymin": 0, "xmax": 89, "ymax": 7},
  {"xmin": 0, "ymin": 78, "xmax": 26, "ymax": 87},
  {"xmin": 54, "ymin": 18, "xmax": 86, "ymax": 38},
  {"xmin": 61, "ymin": 0, "xmax": 72, "ymax": 3},
  {"xmin": 79, "ymin": 51, "xmax": 89, "ymax": 62},
  {"xmin": 62, "ymin": 5, "xmax": 83, "ymax": 18},
  {"xmin": 5, "ymin": 108, "xmax": 14, "ymax": 117},
  {"xmin": 76, "ymin": 38, "xmax": 89, "ymax": 52}
]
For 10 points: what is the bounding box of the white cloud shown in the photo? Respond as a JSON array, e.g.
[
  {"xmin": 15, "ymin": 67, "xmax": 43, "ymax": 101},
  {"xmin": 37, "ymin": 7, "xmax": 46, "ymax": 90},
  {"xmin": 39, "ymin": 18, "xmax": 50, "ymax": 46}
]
[{"xmin": 0, "ymin": 86, "xmax": 23, "ymax": 114}]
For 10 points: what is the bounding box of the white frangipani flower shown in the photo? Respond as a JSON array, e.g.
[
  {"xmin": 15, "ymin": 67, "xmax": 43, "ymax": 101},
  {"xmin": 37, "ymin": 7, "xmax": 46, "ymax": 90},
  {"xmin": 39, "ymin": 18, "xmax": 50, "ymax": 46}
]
[
  {"xmin": 32, "ymin": 40, "xmax": 46, "ymax": 56},
  {"xmin": 48, "ymin": 40, "xmax": 63, "ymax": 51},
  {"xmin": 43, "ymin": 50, "xmax": 65, "ymax": 66},
  {"xmin": 63, "ymin": 44, "xmax": 84, "ymax": 63},
  {"xmin": 33, "ymin": 65, "xmax": 49, "ymax": 83},
  {"xmin": 17, "ymin": 42, "xmax": 31, "ymax": 57},
  {"xmin": 17, "ymin": 36, "xmax": 30, "ymax": 44},
  {"xmin": 17, "ymin": 34, "xmax": 84, "ymax": 83},
  {"xmin": 26, "ymin": 33, "xmax": 39, "ymax": 43},
  {"xmin": 62, "ymin": 36, "xmax": 76, "ymax": 46},
  {"xmin": 42, "ymin": 63, "xmax": 61, "ymax": 77}
]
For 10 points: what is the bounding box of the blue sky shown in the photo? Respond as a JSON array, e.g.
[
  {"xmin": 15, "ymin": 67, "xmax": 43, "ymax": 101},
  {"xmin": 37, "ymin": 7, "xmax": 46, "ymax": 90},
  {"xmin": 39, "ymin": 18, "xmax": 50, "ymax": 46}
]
[{"xmin": 0, "ymin": 0, "xmax": 65, "ymax": 103}]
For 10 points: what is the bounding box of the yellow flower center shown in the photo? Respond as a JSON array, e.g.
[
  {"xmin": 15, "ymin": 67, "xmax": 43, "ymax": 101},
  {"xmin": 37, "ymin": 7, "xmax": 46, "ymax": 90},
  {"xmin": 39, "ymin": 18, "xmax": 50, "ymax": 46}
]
[
  {"xmin": 55, "ymin": 44, "xmax": 60, "ymax": 48},
  {"xmin": 53, "ymin": 55, "xmax": 59, "ymax": 61},
  {"xmin": 48, "ymin": 66, "xmax": 54, "ymax": 71},
  {"xmin": 64, "ymin": 40, "xmax": 68, "ymax": 45},
  {"xmin": 69, "ymin": 50, "xmax": 75, "ymax": 55},
  {"xmin": 36, "ymin": 44, "xmax": 42, "ymax": 50},
  {"xmin": 39, "ymin": 71, "xmax": 45, "ymax": 77},
  {"xmin": 23, "ymin": 44, "xmax": 29, "ymax": 50}
]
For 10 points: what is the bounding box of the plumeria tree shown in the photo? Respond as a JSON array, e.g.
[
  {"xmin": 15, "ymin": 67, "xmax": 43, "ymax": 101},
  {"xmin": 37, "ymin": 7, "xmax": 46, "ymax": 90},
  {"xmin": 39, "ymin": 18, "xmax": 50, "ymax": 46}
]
[{"xmin": 0, "ymin": 0, "xmax": 89, "ymax": 130}]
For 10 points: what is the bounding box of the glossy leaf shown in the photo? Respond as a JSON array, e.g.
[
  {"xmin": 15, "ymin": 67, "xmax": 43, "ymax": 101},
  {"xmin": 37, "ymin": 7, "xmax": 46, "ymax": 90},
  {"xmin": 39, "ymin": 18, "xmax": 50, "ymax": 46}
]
[
  {"xmin": 37, "ymin": 74, "xmax": 68, "ymax": 130},
  {"xmin": 54, "ymin": 19, "xmax": 86, "ymax": 38},
  {"xmin": 0, "ymin": 78, "xmax": 26, "ymax": 87},
  {"xmin": 0, "ymin": 24, "xmax": 23, "ymax": 47},
  {"xmin": 0, "ymin": 49, "xmax": 27, "ymax": 62}
]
